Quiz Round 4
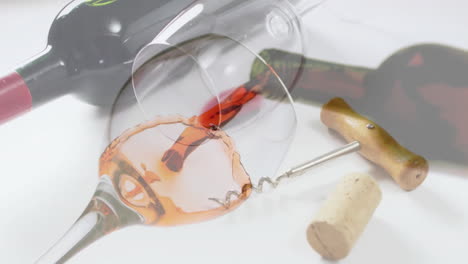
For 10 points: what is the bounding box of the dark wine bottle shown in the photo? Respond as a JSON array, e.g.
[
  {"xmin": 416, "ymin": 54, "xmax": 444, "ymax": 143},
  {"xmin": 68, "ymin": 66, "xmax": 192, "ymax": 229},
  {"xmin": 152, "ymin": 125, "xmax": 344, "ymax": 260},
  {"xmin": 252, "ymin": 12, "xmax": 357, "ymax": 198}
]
[
  {"xmin": 255, "ymin": 44, "xmax": 468, "ymax": 164},
  {"xmin": 0, "ymin": 0, "xmax": 194, "ymax": 124}
]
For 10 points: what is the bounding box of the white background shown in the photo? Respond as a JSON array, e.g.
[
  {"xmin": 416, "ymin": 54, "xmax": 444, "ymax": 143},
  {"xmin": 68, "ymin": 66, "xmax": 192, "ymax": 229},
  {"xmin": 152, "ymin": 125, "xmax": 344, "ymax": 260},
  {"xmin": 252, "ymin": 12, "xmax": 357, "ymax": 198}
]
[{"xmin": 1, "ymin": 0, "xmax": 468, "ymax": 263}]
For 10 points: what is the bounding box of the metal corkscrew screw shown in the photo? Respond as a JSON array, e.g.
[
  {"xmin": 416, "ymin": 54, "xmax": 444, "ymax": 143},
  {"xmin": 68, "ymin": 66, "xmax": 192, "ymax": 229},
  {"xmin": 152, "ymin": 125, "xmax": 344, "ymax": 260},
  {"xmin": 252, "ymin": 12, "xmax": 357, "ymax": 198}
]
[
  {"xmin": 210, "ymin": 97, "xmax": 430, "ymax": 208},
  {"xmin": 209, "ymin": 141, "xmax": 361, "ymax": 208}
]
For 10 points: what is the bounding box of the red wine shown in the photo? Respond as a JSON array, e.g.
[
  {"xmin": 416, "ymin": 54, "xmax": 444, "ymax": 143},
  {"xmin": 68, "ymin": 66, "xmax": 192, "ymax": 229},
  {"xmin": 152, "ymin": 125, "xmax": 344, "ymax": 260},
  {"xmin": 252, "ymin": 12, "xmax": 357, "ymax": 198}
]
[
  {"xmin": 161, "ymin": 71, "xmax": 271, "ymax": 172},
  {"xmin": 0, "ymin": 0, "xmax": 194, "ymax": 124}
]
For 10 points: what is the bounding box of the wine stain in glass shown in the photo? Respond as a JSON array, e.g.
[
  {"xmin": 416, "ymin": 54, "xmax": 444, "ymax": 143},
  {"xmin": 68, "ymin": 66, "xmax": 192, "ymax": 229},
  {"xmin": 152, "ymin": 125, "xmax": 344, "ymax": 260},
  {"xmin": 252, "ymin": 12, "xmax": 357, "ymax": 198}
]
[
  {"xmin": 100, "ymin": 72, "xmax": 272, "ymax": 226},
  {"xmin": 99, "ymin": 114, "xmax": 253, "ymax": 226},
  {"xmin": 101, "ymin": 72, "xmax": 273, "ymax": 226}
]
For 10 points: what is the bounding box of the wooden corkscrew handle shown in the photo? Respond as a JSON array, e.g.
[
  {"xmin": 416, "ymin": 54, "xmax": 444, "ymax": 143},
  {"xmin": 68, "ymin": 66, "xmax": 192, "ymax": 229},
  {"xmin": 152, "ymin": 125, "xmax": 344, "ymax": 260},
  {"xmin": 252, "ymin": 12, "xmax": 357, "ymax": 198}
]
[{"xmin": 321, "ymin": 97, "xmax": 429, "ymax": 191}]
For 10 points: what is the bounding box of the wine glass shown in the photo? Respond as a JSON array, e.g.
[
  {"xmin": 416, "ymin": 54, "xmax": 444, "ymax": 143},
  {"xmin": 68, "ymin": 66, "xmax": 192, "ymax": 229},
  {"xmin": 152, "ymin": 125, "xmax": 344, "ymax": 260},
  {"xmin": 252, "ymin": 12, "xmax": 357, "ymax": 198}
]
[{"xmin": 36, "ymin": 0, "xmax": 324, "ymax": 262}]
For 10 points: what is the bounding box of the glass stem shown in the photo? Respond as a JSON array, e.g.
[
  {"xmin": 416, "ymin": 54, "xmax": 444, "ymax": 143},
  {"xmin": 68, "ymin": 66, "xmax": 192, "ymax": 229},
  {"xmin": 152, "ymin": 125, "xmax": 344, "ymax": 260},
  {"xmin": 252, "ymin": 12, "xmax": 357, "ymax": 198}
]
[{"xmin": 35, "ymin": 176, "xmax": 144, "ymax": 264}]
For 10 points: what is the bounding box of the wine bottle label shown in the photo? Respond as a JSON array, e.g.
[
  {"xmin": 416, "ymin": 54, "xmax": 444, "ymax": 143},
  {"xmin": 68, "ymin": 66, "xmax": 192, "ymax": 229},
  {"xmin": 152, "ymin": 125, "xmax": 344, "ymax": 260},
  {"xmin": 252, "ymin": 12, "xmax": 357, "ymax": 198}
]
[
  {"xmin": 0, "ymin": 72, "xmax": 32, "ymax": 124},
  {"xmin": 85, "ymin": 0, "xmax": 118, "ymax": 7}
]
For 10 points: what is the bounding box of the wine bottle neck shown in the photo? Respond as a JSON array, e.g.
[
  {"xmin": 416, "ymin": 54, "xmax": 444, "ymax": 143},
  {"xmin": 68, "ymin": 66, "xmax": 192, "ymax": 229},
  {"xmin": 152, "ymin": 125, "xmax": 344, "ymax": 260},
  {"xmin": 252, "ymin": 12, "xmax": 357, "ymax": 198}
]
[
  {"xmin": 35, "ymin": 176, "xmax": 143, "ymax": 264},
  {"xmin": 17, "ymin": 46, "xmax": 69, "ymax": 108},
  {"xmin": 253, "ymin": 49, "xmax": 373, "ymax": 103}
]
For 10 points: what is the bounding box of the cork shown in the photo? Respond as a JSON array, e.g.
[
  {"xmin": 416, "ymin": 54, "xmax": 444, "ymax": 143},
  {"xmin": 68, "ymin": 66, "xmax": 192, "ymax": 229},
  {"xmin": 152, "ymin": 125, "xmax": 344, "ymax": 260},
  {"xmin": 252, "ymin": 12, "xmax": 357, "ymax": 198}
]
[{"xmin": 306, "ymin": 173, "xmax": 382, "ymax": 260}]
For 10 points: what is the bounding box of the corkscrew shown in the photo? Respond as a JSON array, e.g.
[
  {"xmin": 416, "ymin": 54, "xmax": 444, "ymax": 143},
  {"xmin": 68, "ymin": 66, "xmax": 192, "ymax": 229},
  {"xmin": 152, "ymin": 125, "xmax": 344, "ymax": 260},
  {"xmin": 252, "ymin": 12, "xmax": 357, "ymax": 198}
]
[
  {"xmin": 209, "ymin": 98, "xmax": 429, "ymax": 208},
  {"xmin": 209, "ymin": 141, "xmax": 361, "ymax": 208}
]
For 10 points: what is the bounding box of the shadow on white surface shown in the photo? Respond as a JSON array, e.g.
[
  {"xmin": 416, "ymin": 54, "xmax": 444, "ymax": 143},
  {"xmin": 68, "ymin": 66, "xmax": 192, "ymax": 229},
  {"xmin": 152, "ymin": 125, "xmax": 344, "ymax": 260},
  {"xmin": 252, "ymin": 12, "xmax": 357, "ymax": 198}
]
[
  {"xmin": 410, "ymin": 186, "xmax": 465, "ymax": 226},
  {"xmin": 287, "ymin": 217, "xmax": 416, "ymax": 264},
  {"xmin": 345, "ymin": 218, "xmax": 417, "ymax": 264}
]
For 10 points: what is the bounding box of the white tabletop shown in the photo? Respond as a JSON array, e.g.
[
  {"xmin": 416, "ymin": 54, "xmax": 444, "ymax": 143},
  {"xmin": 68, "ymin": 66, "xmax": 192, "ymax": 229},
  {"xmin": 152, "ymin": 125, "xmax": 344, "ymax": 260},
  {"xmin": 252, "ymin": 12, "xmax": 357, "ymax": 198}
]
[{"xmin": 0, "ymin": 0, "xmax": 467, "ymax": 263}]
